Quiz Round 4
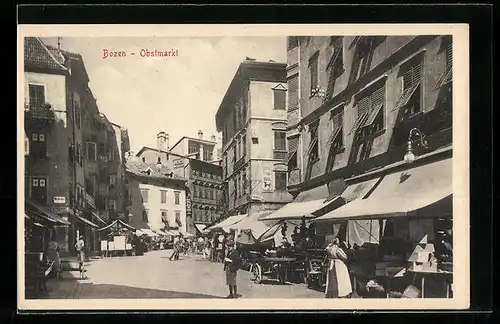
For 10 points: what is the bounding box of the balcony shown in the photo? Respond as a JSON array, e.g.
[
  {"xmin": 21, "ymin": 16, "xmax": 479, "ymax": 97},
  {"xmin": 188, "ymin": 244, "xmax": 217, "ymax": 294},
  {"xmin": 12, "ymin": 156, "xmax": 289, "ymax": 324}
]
[{"xmin": 24, "ymin": 103, "xmax": 56, "ymax": 128}]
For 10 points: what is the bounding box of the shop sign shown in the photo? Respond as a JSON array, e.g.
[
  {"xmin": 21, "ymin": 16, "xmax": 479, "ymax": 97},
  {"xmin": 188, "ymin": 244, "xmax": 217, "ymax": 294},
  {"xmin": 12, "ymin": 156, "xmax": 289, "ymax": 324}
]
[
  {"xmin": 173, "ymin": 158, "xmax": 184, "ymax": 168},
  {"xmin": 186, "ymin": 196, "xmax": 192, "ymax": 215},
  {"xmin": 51, "ymin": 206, "xmax": 69, "ymax": 214},
  {"xmin": 53, "ymin": 196, "xmax": 66, "ymax": 204}
]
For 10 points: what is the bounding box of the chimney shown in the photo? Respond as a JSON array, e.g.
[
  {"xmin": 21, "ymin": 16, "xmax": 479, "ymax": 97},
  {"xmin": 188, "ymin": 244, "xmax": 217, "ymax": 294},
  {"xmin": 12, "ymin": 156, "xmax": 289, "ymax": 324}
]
[
  {"xmin": 157, "ymin": 131, "xmax": 166, "ymax": 151},
  {"xmin": 198, "ymin": 130, "xmax": 203, "ymax": 140}
]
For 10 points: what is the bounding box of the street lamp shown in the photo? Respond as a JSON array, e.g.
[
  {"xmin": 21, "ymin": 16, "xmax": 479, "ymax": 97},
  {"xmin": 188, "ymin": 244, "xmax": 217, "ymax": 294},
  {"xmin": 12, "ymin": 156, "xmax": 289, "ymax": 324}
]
[{"xmin": 404, "ymin": 128, "xmax": 428, "ymax": 164}]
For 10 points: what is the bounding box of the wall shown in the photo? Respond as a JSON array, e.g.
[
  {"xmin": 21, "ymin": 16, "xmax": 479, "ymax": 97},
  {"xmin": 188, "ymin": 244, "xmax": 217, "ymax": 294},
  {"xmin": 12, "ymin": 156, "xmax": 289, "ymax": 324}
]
[
  {"xmin": 248, "ymin": 80, "xmax": 288, "ymax": 120},
  {"xmin": 249, "ymin": 160, "xmax": 292, "ymax": 204},
  {"xmin": 127, "ymin": 176, "xmax": 187, "ymax": 233},
  {"xmin": 169, "ymin": 138, "xmax": 187, "ymax": 156},
  {"xmin": 292, "ymin": 35, "xmax": 452, "ymax": 188}
]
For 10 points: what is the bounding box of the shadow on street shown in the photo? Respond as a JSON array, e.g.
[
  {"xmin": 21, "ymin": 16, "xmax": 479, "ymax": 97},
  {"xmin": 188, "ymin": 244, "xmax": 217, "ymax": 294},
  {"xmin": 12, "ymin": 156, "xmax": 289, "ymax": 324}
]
[{"xmin": 73, "ymin": 282, "xmax": 225, "ymax": 299}]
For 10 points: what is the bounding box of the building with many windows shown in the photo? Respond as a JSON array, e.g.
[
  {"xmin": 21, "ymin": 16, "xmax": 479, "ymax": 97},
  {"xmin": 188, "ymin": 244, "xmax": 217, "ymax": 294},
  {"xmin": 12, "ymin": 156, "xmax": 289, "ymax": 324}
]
[
  {"xmin": 23, "ymin": 37, "xmax": 127, "ymax": 256},
  {"xmin": 215, "ymin": 59, "xmax": 294, "ymax": 217},
  {"xmin": 270, "ymin": 35, "xmax": 453, "ymax": 250},
  {"xmin": 125, "ymin": 157, "xmax": 188, "ymax": 234},
  {"xmin": 134, "ymin": 131, "xmax": 224, "ymax": 235}
]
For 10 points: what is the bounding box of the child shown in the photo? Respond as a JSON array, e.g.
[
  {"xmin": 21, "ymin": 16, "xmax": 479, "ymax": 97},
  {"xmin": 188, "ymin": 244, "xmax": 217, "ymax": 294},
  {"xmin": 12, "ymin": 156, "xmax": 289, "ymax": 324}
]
[{"xmin": 224, "ymin": 244, "xmax": 241, "ymax": 298}]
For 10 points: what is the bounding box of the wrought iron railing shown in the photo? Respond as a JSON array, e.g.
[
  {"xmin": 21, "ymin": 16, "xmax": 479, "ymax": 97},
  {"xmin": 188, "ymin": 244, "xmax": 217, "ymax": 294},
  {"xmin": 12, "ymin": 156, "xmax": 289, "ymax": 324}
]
[{"xmin": 24, "ymin": 103, "xmax": 56, "ymax": 120}]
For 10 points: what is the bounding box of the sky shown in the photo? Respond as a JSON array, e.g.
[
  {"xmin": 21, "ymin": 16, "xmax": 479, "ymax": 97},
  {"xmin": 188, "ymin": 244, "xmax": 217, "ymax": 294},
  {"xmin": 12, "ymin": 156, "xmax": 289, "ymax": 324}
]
[{"xmin": 41, "ymin": 36, "xmax": 287, "ymax": 153}]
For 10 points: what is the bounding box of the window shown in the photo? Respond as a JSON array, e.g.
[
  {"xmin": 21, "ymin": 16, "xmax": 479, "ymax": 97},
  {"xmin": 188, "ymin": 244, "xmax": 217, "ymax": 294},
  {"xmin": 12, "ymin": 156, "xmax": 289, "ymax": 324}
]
[
  {"xmin": 287, "ymin": 36, "xmax": 299, "ymax": 50},
  {"xmin": 394, "ymin": 59, "xmax": 423, "ymax": 116},
  {"xmin": 74, "ymin": 102, "xmax": 81, "ymax": 129},
  {"xmin": 108, "ymin": 174, "xmax": 117, "ymax": 188},
  {"xmin": 188, "ymin": 142, "xmax": 199, "ymax": 155},
  {"xmin": 309, "ymin": 52, "xmax": 319, "ymax": 95},
  {"xmin": 287, "ymin": 75, "xmax": 299, "ymax": 111},
  {"xmin": 203, "ymin": 146, "xmax": 213, "ymax": 161},
  {"xmin": 28, "ymin": 84, "xmax": 45, "ymax": 109},
  {"xmin": 326, "ymin": 108, "xmax": 345, "ymax": 171},
  {"xmin": 305, "ymin": 121, "xmax": 320, "ymax": 180},
  {"xmin": 242, "ymin": 172, "xmax": 247, "ymax": 195},
  {"xmin": 86, "ymin": 142, "xmax": 96, "ymax": 161},
  {"xmin": 142, "ymin": 157, "xmax": 146, "ymax": 162},
  {"xmin": 157, "ymin": 156, "xmax": 162, "ymax": 164},
  {"xmin": 274, "ymin": 131, "xmax": 287, "ymax": 151},
  {"xmin": 275, "ymin": 172, "xmax": 287, "ymax": 190},
  {"xmin": 241, "ymin": 135, "xmax": 246, "ymax": 157},
  {"xmin": 107, "ymin": 147, "xmax": 115, "ymax": 161},
  {"xmin": 273, "ymin": 88, "xmax": 286, "ymax": 110},
  {"xmin": 436, "ymin": 36, "xmax": 453, "ymax": 88},
  {"xmin": 252, "ymin": 137, "xmax": 259, "ymax": 144},
  {"xmin": 142, "ymin": 210, "xmax": 148, "ymax": 222},
  {"xmin": 30, "ymin": 176, "xmax": 47, "ymax": 204},
  {"xmin": 29, "ymin": 132, "xmax": 47, "ymax": 157},
  {"xmin": 175, "ymin": 211, "xmax": 182, "ymax": 227},
  {"xmin": 287, "ymin": 136, "xmax": 299, "ymax": 171},
  {"xmin": 209, "ymin": 188, "xmax": 214, "ymax": 200},
  {"xmin": 161, "ymin": 210, "xmax": 168, "ymax": 223},
  {"xmin": 306, "ymin": 122, "xmax": 319, "ymax": 161},
  {"xmin": 76, "ymin": 142, "xmax": 82, "ymax": 166},
  {"xmin": 106, "ymin": 198, "xmax": 116, "ymax": 211},
  {"xmin": 98, "ymin": 143, "xmax": 106, "ymax": 159},
  {"xmin": 141, "ymin": 189, "xmax": 149, "ymax": 203},
  {"xmin": 350, "ymin": 84, "xmax": 386, "ymax": 136},
  {"xmin": 233, "ymin": 178, "xmax": 238, "ymax": 201},
  {"xmin": 161, "ymin": 190, "xmax": 167, "ymax": 203},
  {"xmin": 325, "ymin": 37, "xmax": 344, "ymax": 100},
  {"xmin": 174, "ymin": 191, "xmax": 180, "ymax": 205}
]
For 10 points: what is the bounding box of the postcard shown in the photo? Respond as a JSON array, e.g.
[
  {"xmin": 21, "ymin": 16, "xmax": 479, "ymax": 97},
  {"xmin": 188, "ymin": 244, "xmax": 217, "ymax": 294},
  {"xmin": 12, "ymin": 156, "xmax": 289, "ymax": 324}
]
[{"xmin": 18, "ymin": 23, "xmax": 469, "ymax": 311}]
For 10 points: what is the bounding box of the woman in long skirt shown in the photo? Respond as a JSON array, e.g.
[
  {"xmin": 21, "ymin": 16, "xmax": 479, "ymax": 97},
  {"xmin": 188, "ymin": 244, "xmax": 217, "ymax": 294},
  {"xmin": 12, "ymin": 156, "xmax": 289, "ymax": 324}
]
[
  {"xmin": 45, "ymin": 233, "xmax": 62, "ymax": 279},
  {"xmin": 325, "ymin": 238, "xmax": 353, "ymax": 298}
]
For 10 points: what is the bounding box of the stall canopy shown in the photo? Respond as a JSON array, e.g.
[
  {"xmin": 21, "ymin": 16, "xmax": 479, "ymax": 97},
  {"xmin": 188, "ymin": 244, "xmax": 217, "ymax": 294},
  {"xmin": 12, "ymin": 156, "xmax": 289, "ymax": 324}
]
[
  {"xmin": 313, "ymin": 158, "xmax": 452, "ymax": 223},
  {"xmin": 73, "ymin": 213, "xmax": 100, "ymax": 229},
  {"xmin": 261, "ymin": 185, "xmax": 344, "ymax": 221},
  {"xmin": 25, "ymin": 200, "xmax": 71, "ymax": 226},
  {"xmin": 87, "ymin": 210, "xmax": 107, "ymax": 226},
  {"xmin": 231, "ymin": 211, "xmax": 276, "ymax": 245},
  {"xmin": 194, "ymin": 224, "xmax": 206, "ymax": 235},
  {"xmin": 257, "ymin": 219, "xmax": 305, "ymax": 244},
  {"xmin": 97, "ymin": 219, "xmax": 137, "ymax": 232},
  {"xmin": 206, "ymin": 214, "xmax": 248, "ymax": 233},
  {"xmin": 181, "ymin": 231, "xmax": 194, "ymax": 238}
]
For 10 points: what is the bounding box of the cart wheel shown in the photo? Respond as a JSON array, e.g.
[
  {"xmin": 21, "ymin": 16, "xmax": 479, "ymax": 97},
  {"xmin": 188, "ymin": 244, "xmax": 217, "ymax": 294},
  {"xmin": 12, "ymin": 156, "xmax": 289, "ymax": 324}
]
[{"xmin": 251, "ymin": 264, "xmax": 262, "ymax": 284}]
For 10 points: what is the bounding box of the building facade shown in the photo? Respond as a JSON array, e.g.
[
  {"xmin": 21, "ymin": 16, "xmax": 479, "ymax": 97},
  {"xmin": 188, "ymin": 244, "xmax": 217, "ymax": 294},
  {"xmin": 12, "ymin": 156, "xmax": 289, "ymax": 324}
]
[
  {"xmin": 134, "ymin": 131, "xmax": 223, "ymax": 235},
  {"xmin": 285, "ymin": 35, "xmax": 452, "ymax": 195},
  {"xmin": 24, "ymin": 37, "xmax": 129, "ymax": 256},
  {"xmin": 215, "ymin": 60, "xmax": 294, "ymax": 217},
  {"xmin": 169, "ymin": 130, "xmax": 219, "ymax": 163},
  {"xmin": 125, "ymin": 157, "xmax": 188, "ymax": 233}
]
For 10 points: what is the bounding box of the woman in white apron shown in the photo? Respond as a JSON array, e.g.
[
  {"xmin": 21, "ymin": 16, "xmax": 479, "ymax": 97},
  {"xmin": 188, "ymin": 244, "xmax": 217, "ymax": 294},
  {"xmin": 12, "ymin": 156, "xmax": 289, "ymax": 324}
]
[{"xmin": 325, "ymin": 238, "xmax": 353, "ymax": 298}]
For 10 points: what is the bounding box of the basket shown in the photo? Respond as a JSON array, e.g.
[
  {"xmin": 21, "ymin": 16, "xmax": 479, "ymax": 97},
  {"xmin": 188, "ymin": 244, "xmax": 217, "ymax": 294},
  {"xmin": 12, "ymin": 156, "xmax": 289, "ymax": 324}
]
[{"xmin": 402, "ymin": 285, "xmax": 421, "ymax": 298}]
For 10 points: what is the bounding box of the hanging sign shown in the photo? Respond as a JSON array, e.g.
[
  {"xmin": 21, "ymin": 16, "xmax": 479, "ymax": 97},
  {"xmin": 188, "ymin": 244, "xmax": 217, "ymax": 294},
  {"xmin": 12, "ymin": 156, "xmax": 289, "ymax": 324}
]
[{"xmin": 53, "ymin": 197, "xmax": 66, "ymax": 204}]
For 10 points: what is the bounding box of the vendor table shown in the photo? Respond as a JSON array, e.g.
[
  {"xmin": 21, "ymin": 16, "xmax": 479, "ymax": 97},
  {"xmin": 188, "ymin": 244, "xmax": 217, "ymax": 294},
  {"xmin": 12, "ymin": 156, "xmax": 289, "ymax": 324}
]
[
  {"xmin": 407, "ymin": 269, "xmax": 453, "ymax": 298},
  {"xmin": 250, "ymin": 257, "xmax": 297, "ymax": 284}
]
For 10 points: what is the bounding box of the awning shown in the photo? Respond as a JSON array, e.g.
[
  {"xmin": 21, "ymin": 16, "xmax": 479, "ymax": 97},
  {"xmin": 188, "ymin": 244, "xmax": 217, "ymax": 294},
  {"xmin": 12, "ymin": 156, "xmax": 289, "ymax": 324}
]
[
  {"xmin": 140, "ymin": 229, "xmax": 158, "ymax": 237},
  {"xmin": 206, "ymin": 214, "xmax": 248, "ymax": 232},
  {"xmin": 25, "ymin": 200, "xmax": 71, "ymax": 225},
  {"xmin": 97, "ymin": 219, "xmax": 137, "ymax": 232},
  {"xmin": 169, "ymin": 230, "xmax": 180, "ymax": 236},
  {"xmin": 194, "ymin": 224, "xmax": 206, "ymax": 234},
  {"xmin": 180, "ymin": 231, "xmax": 194, "ymax": 238},
  {"xmin": 257, "ymin": 219, "xmax": 304, "ymax": 243},
  {"xmin": 261, "ymin": 185, "xmax": 332, "ymax": 221},
  {"xmin": 73, "ymin": 213, "xmax": 100, "ymax": 229},
  {"xmin": 313, "ymin": 158, "xmax": 453, "ymax": 222},
  {"xmin": 234, "ymin": 211, "xmax": 278, "ymax": 245}
]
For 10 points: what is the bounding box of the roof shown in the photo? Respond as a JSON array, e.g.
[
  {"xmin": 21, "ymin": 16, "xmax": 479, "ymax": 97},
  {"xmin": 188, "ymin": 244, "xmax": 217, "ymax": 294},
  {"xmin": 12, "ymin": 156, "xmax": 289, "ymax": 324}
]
[
  {"xmin": 169, "ymin": 136, "xmax": 217, "ymax": 152},
  {"xmin": 125, "ymin": 158, "xmax": 187, "ymax": 181},
  {"xmin": 215, "ymin": 60, "xmax": 286, "ymax": 131},
  {"xmin": 135, "ymin": 146, "xmax": 186, "ymax": 159},
  {"xmin": 24, "ymin": 37, "xmax": 68, "ymax": 73}
]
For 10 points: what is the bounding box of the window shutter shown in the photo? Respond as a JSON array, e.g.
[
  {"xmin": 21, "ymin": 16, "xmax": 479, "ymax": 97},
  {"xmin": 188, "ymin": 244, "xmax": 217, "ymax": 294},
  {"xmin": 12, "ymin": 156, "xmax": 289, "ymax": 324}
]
[
  {"xmin": 412, "ymin": 62, "xmax": 423, "ymax": 86},
  {"xmin": 273, "ymin": 89, "xmax": 286, "ymax": 110},
  {"xmin": 287, "ymin": 76, "xmax": 299, "ymax": 110},
  {"xmin": 357, "ymin": 96, "xmax": 370, "ymax": 117},
  {"xmin": 371, "ymin": 85, "xmax": 385, "ymax": 108},
  {"xmin": 403, "ymin": 69, "xmax": 413, "ymax": 90},
  {"xmin": 288, "ymin": 136, "xmax": 299, "ymax": 154},
  {"xmin": 446, "ymin": 42, "xmax": 453, "ymax": 69}
]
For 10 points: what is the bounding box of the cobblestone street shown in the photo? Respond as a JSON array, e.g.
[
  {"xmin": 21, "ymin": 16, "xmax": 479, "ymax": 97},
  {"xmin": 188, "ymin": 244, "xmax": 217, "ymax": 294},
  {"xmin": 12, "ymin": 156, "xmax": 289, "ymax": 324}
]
[{"xmin": 37, "ymin": 250, "xmax": 324, "ymax": 299}]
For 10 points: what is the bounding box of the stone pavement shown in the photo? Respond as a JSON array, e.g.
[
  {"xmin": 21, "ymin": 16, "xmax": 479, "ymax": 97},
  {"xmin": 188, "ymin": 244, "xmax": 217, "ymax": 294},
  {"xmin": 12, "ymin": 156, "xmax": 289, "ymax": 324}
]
[{"xmin": 37, "ymin": 249, "xmax": 325, "ymax": 299}]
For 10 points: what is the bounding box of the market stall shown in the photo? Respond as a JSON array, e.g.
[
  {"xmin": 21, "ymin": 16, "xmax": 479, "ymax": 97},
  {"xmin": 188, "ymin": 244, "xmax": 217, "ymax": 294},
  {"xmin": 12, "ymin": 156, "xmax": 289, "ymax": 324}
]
[
  {"xmin": 96, "ymin": 219, "xmax": 136, "ymax": 257},
  {"xmin": 313, "ymin": 156, "xmax": 453, "ymax": 298}
]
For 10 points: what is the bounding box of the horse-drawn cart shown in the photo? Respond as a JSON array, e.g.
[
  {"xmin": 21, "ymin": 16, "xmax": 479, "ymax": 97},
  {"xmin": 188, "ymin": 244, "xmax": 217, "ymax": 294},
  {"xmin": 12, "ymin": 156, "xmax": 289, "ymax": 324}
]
[{"xmin": 250, "ymin": 255, "xmax": 297, "ymax": 284}]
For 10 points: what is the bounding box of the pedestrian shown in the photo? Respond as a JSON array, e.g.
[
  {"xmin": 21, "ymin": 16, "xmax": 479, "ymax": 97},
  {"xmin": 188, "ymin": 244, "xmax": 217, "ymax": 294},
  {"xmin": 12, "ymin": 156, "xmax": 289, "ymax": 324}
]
[
  {"xmin": 224, "ymin": 244, "xmax": 242, "ymax": 298},
  {"xmin": 45, "ymin": 231, "xmax": 62, "ymax": 279},
  {"xmin": 324, "ymin": 238, "xmax": 352, "ymax": 298},
  {"xmin": 203, "ymin": 236, "xmax": 210, "ymax": 259},
  {"xmin": 169, "ymin": 239, "xmax": 180, "ymax": 261},
  {"xmin": 74, "ymin": 235, "xmax": 86, "ymax": 279}
]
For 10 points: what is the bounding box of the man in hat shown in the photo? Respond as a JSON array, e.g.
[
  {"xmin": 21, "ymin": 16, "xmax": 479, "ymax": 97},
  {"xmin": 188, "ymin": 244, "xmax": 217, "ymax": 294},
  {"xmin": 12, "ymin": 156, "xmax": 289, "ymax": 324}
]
[{"xmin": 224, "ymin": 243, "xmax": 242, "ymax": 298}]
